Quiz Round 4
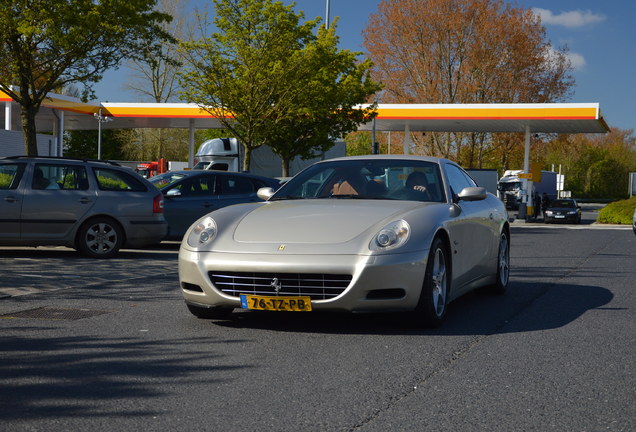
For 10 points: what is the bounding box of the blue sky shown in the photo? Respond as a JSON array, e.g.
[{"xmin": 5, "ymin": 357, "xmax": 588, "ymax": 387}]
[{"xmin": 93, "ymin": 0, "xmax": 635, "ymax": 132}]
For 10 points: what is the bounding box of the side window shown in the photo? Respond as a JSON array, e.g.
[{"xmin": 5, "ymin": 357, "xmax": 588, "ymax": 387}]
[
  {"xmin": 94, "ymin": 168, "xmax": 147, "ymax": 192},
  {"xmin": 0, "ymin": 163, "xmax": 26, "ymax": 190},
  {"xmin": 445, "ymin": 164, "xmax": 476, "ymax": 196},
  {"xmin": 32, "ymin": 164, "xmax": 88, "ymax": 190},
  {"xmin": 188, "ymin": 175, "xmax": 216, "ymax": 196},
  {"xmin": 219, "ymin": 175, "xmax": 255, "ymax": 195}
]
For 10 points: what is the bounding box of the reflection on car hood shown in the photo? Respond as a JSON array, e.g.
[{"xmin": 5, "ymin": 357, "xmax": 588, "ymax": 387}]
[{"xmin": 233, "ymin": 200, "xmax": 422, "ymax": 244}]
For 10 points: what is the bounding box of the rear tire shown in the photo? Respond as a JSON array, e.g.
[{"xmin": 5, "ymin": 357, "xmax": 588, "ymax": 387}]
[
  {"xmin": 408, "ymin": 237, "xmax": 450, "ymax": 328},
  {"xmin": 76, "ymin": 217, "xmax": 123, "ymax": 259},
  {"xmin": 187, "ymin": 304, "xmax": 234, "ymax": 319}
]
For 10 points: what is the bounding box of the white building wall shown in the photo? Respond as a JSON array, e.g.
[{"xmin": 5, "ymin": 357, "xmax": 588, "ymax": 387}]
[{"xmin": 0, "ymin": 130, "xmax": 56, "ymax": 157}]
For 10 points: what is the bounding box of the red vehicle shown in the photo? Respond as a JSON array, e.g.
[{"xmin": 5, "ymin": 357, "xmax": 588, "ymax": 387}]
[{"xmin": 136, "ymin": 159, "xmax": 168, "ymax": 178}]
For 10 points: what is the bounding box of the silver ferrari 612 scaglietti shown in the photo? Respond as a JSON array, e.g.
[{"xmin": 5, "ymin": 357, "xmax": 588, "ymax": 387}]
[{"xmin": 178, "ymin": 155, "xmax": 510, "ymax": 327}]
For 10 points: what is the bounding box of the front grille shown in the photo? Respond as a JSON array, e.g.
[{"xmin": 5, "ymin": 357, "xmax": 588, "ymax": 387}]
[{"xmin": 209, "ymin": 271, "xmax": 352, "ymax": 300}]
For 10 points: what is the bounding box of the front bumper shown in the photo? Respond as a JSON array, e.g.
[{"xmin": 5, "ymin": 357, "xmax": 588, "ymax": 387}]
[
  {"xmin": 544, "ymin": 214, "xmax": 579, "ymax": 223},
  {"xmin": 178, "ymin": 248, "xmax": 429, "ymax": 313}
]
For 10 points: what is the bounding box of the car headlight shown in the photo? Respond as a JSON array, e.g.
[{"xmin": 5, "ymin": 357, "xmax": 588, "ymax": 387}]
[
  {"xmin": 545, "ymin": 210, "xmax": 553, "ymax": 215},
  {"xmin": 186, "ymin": 216, "xmax": 217, "ymax": 248},
  {"xmin": 567, "ymin": 210, "xmax": 577, "ymax": 215},
  {"xmin": 370, "ymin": 220, "xmax": 410, "ymax": 251}
]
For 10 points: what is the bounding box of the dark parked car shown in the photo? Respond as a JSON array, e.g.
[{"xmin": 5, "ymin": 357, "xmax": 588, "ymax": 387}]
[
  {"xmin": 149, "ymin": 170, "xmax": 280, "ymax": 240},
  {"xmin": 544, "ymin": 198, "xmax": 582, "ymax": 224},
  {"xmin": 0, "ymin": 156, "xmax": 168, "ymax": 258}
]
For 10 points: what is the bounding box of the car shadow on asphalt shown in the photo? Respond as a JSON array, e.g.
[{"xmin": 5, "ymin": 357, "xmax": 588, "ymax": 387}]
[
  {"xmin": 0, "ymin": 241, "xmax": 181, "ymax": 260},
  {"xmin": 207, "ymin": 281, "xmax": 614, "ymax": 336}
]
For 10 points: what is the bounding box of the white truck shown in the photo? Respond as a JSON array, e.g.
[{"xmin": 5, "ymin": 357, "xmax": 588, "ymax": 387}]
[
  {"xmin": 192, "ymin": 138, "xmax": 346, "ymax": 178},
  {"xmin": 497, "ymin": 170, "xmax": 559, "ymax": 210}
]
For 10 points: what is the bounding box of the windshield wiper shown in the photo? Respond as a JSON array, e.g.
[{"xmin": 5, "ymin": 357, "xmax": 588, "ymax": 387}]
[
  {"xmin": 323, "ymin": 194, "xmax": 388, "ymax": 200},
  {"xmin": 269, "ymin": 195, "xmax": 305, "ymax": 201}
]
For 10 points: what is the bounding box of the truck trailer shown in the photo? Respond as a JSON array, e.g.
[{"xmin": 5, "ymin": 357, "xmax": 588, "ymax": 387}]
[{"xmin": 193, "ymin": 138, "xmax": 346, "ymax": 178}]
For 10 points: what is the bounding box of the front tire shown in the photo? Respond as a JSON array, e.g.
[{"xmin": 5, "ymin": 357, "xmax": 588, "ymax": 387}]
[
  {"xmin": 409, "ymin": 237, "xmax": 450, "ymax": 328},
  {"xmin": 76, "ymin": 217, "xmax": 123, "ymax": 259},
  {"xmin": 490, "ymin": 230, "xmax": 510, "ymax": 295}
]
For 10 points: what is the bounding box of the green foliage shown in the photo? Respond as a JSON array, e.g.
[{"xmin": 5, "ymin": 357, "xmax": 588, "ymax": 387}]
[
  {"xmin": 543, "ymin": 128, "xmax": 636, "ymax": 200},
  {"xmin": 198, "ymin": 129, "xmax": 234, "ymax": 143},
  {"xmin": 597, "ymin": 197, "xmax": 636, "ymax": 225},
  {"xmin": 179, "ymin": 0, "xmax": 381, "ymax": 176},
  {"xmin": 0, "ymin": 0, "xmax": 174, "ymax": 155},
  {"xmin": 64, "ymin": 130, "xmax": 126, "ymax": 160},
  {"xmin": 96, "ymin": 176, "xmax": 128, "ymax": 191},
  {"xmin": 345, "ymin": 132, "xmax": 374, "ymax": 156},
  {"xmin": 0, "ymin": 173, "xmax": 11, "ymax": 188}
]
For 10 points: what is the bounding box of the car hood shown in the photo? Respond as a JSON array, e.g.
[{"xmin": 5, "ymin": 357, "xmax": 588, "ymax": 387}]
[{"xmin": 233, "ymin": 200, "xmax": 423, "ymax": 244}]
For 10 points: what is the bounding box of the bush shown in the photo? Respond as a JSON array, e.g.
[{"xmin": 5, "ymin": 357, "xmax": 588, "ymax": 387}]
[{"xmin": 596, "ymin": 196, "xmax": 636, "ymax": 224}]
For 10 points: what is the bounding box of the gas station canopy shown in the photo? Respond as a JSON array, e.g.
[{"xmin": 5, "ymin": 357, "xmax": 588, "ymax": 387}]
[
  {"xmin": 1, "ymin": 90, "xmax": 609, "ymax": 134},
  {"xmin": 2, "ymin": 89, "xmax": 610, "ymax": 221}
]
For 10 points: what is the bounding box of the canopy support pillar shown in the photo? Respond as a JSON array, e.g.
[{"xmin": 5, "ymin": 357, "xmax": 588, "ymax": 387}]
[
  {"xmin": 519, "ymin": 125, "xmax": 535, "ymax": 220},
  {"xmin": 403, "ymin": 123, "xmax": 411, "ymax": 155},
  {"xmin": 188, "ymin": 119, "xmax": 195, "ymax": 168}
]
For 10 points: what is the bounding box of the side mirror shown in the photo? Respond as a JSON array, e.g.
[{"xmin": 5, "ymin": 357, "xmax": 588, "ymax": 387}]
[
  {"xmin": 257, "ymin": 187, "xmax": 275, "ymax": 201},
  {"xmin": 456, "ymin": 186, "xmax": 487, "ymax": 202},
  {"xmin": 166, "ymin": 189, "xmax": 182, "ymax": 197}
]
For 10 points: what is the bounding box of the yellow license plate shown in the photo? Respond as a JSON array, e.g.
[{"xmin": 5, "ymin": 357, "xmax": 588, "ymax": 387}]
[{"xmin": 240, "ymin": 295, "xmax": 312, "ymax": 312}]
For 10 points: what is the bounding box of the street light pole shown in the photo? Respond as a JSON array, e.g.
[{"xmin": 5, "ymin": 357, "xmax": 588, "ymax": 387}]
[
  {"xmin": 325, "ymin": 0, "xmax": 330, "ymax": 29},
  {"xmin": 94, "ymin": 108, "xmax": 113, "ymax": 160}
]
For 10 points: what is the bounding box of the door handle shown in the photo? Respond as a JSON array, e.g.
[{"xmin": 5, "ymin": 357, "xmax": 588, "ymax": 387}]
[
  {"xmin": 4, "ymin": 196, "xmax": 17, "ymax": 203},
  {"xmin": 79, "ymin": 197, "xmax": 92, "ymax": 204}
]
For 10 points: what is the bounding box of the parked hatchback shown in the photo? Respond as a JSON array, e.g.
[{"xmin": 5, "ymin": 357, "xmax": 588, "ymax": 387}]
[
  {"xmin": 0, "ymin": 156, "xmax": 168, "ymax": 258},
  {"xmin": 149, "ymin": 170, "xmax": 281, "ymax": 240}
]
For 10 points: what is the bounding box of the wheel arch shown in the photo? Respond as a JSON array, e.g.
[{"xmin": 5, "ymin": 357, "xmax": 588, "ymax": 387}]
[
  {"xmin": 432, "ymin": 227, "xmax": 453, "ymax": 291},
  {"xmin": 74, "ymin": 214, "xmax": 127, "ymax": 249}
]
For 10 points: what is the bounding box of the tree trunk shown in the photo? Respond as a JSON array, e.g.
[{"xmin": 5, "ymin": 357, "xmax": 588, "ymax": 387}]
[
  {"xmin": 20, "ymin": 104, "xmax": 39, "ymax": 156},
  {"xmin": 281, "ymin": 158, "xmax": 290, "ymax": 177},
  {"xmin": 242, "ymin": 146, "xmax": 251, "ymax": 172}
]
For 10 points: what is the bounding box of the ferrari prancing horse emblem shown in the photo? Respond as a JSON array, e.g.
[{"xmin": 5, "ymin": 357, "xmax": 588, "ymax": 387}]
[
  {"xmin": 278, "ymin": 244, "xmax": 286, "ymax": 251},
  {"xmin": 270, "ymin": 278, "xmax": 282, "ymax": 293}
]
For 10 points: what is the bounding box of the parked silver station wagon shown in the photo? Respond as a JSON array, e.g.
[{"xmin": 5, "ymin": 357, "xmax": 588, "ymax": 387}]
[{"xmin": 0, "ymin": 156, "xmax": 168, "ymax": 258}]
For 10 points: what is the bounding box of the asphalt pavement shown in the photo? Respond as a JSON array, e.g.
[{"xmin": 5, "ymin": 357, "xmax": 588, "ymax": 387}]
[{"xmin": 0, "ymin": 205, "xmax": 634, "ymax": 431}]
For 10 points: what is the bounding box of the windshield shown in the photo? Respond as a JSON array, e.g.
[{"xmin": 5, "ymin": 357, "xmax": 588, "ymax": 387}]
[
  {"xmin": 551, "ymin": 200, "xmax": 576, "ymax": 208},
  {"xmin": 271, "ymin": 159, "xmax": 446, "ymax": 202},
  {"xmin": 498, "ymin": 181, "xmax": 520, "ymax": 192},
  {"xmin": 148, "ymin": 172, "xmax": 186, "ymax": 189}
]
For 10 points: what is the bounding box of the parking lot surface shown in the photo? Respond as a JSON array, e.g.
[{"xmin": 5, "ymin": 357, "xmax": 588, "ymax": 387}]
[{"xmin": 0, "ymin": 212, "xmax": 634, "ymax": 431}]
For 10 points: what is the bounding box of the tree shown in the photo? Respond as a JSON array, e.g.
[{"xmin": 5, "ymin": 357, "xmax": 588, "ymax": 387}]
[
  {"xmin": 180, "ymin": 0, "xmax": 380, "ymax": 175},
  {"xmin": 64, "ymin": 130, "xmax": 127, "ymax": 160},
  {"xmin": 363, "ymin": 0, "xmax": 574, "ymax": 168},
  {"xmin": 0, "ymin": 0, "xmax": 174, "ymax": 156},
  {"xmin": 126, "ymin": 0, "xmax": 189, "ymax": 103},
  {"xmin": 260, "ymin": 20, "xmax": 381, "ymax": 175},
  {"xmin": 544, "ymin": 128, "xmax": 636, "ymax": 199}
]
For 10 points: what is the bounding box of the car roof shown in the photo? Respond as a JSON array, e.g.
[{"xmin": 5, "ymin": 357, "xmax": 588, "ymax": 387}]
[
  {"xmin": 163, "ymin": 169, "xmax": 279, "ymax": 181},
  {"xmin": 317, "ymin": 154, "xmax": 450, "ymax": 165},
  {"xmin": 0, "ymin": 155, "xmax": 124, "ymax": 167}
]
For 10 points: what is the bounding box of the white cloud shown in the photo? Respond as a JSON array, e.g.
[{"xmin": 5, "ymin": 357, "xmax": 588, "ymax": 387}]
[
  {"xmin": 546, "ymin": 47, "xmax": 586, "ymax": 70},
  {"xmin": 533, "ymin": 8, "xmax": 606, "ymax": 28},
  {"xmin": 566, "ymin": 52, "xmax": 586, "ymax": 69}
]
